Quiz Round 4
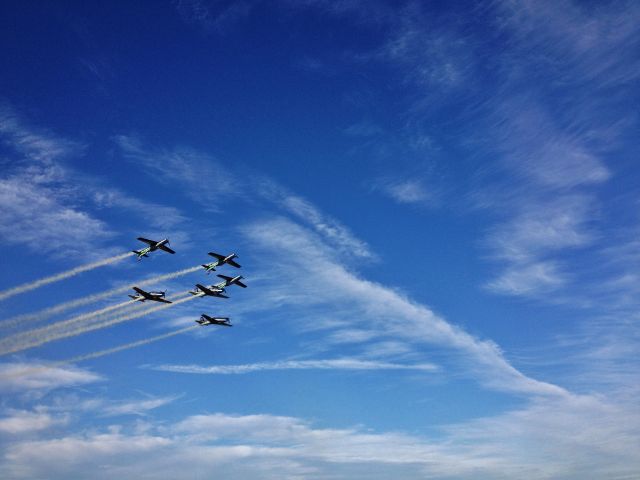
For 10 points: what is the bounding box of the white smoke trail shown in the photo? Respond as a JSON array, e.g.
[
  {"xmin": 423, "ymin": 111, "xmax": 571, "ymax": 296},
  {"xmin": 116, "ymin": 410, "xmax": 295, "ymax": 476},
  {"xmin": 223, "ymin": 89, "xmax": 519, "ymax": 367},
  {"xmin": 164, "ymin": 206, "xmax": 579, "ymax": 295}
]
[
  {"xmin": 0, "ymin": 252, "xmax": 134, "ymax": 302},
  {"xmin": 0, "ymin": 295, "xmax": 197, "ymax": 356},
  {"xmin": 2, "ymin": 325, "xmax": 200, "ymax": 380},
  {"xmin": 0, "ymin": 299, "xmax": 139, "ymax": 351},
  {"xmin": 60, "ymin": 324, "xmax": 200, "ymax": 364},
  {"xmin": 1, "ymin": 265, "xmax": 202, "ymax": 328}
]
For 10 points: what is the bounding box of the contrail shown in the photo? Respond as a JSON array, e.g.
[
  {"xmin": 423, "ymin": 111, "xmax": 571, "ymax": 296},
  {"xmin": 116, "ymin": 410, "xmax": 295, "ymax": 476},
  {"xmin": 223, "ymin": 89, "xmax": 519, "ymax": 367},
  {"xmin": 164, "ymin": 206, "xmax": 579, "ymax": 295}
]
[
  {"xmin": 1, "ymin": 325, "xmax": 200, "ymax": 380},
  {"xmin": 1, "ymin": 265, "xmax": 202, "ymax": 328},
  {"xmin": 0, "ymin": 299, "xmax": 139, "ymax": 351},
  {"xmin": 0, "ymin": 295, "xmax": 197, "ymax": 356},
  {"xmin": 0, "ymin": 252, "xmax": 134, "ymax": 302},
  {"xmin": 60, "ymin": 325, "xmax": 199, "ymax": 364}
]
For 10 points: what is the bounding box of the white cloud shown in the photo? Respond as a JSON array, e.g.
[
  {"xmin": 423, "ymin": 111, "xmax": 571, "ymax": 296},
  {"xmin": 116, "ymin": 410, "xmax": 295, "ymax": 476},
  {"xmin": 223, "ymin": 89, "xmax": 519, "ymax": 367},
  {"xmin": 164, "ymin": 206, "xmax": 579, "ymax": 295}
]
[
  {"xmin": 149, "ymin": 358, "xmax": 438, "ymax": 375},
  {"xmin": 476, "ymin": 96, "xmax": 610, "ymax": 298},
  {"xmin": 240, "ymin": 216, "xmax": 566, "ymax": 397},
  {"xmin": 376, "ymin": 178, "xmax": 434, "ymax": 205},
  {"xmin": 259, "ymin": 180, "xmax": 374, "ymax": 259},
  {"xmin": 496, "ymin": 0, "xmax": 640, "ymax": 87},
  {"xmin": 174, "ymin": 0, "xmax": 252, "ymax": 35},
  {"xmin": 0, "ymin": 362, "xmax": 101, "ymax": 393},
  {"xmin": 101, "ymin": 395, "xmax": 181, "ymax": 417},
  {"xmin": 491, "ymin": 99, "xmax": 610, "ymax": 189},
  {"xmin": 0, "ymin": 176, "xmax": 113, "ymax": 255},
  {"xmin": 0, "ymin": 106, "xmax": 83, "ymax": 163},
  {"xmin": 375, "ymin": 3, "xmax": 473, "ymax": 88},
  {"xmin": 0, "ymin": 410, "xmax": 65, "ymax": 434},
  {"xmin": 487, "ymin": 194, "xmax": 595, "ymax": 263},
  {"xmin": 486, "ymin": 261, "xmax": 566, "ymax": 296},
  {"xmin": 115, "ymin": 135, "xmax": 238, "ymax": 204},
  {"xmin": 0, "ymin": 107, "xmax": 114, "ymax": 255},
  {"xmin": 91, "ymin": 188, "xmax": 187, "ymax": 229},
  {"xmin": 481, "ymin": 193, "xmax": 598, "ymax": 296},
  {"xmin": 2, "ymin": 400, "xmax": 638, "ymax": 479}
]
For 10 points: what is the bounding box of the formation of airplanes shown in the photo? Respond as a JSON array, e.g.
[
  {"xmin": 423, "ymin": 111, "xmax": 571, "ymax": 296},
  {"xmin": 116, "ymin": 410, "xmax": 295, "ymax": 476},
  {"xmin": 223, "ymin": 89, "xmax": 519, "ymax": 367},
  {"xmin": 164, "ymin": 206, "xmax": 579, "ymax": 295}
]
[{"xmin": 130, "ymin": 237, "xmax": 246, "ymax": 328}]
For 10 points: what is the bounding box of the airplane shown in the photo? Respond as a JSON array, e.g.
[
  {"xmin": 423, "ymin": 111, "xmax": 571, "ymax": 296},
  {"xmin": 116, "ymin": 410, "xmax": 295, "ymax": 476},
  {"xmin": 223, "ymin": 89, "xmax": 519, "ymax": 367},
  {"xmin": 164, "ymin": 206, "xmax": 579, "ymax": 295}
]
[
  {"xmin": 128, "ymin": 286, "xmax": 172, "ymax": 304},
  {"xmin": 190, "ymin": 274, "xmax": 247, "ymax": 298},
  {"xmin": 201, "ymin": 252, "xmax": 241, "ymax": 273},
  {"xmin": 196, "ymin": 314, "xmax": 232, "ymax": 327},
  {"xmin": 132, "ymin": 237, "xmax": 176, "ymax": 260},
  {"xmin": 189, "ymin": 284, "xmax": 229, "ymax": 298}
]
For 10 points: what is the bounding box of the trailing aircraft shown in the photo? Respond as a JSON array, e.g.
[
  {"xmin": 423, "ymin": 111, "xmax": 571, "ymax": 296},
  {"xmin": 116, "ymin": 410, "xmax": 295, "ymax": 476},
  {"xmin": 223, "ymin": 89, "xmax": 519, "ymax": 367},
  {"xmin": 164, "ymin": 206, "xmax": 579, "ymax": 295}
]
[
  {"xmin": 132, "ymin": 237, "xmax": 175, "ymax": 260},
  {"xmin": 190, "ymin": 274, "xmax": 247, "ymax": 298},
  {"xmin": 128, "ymin": 286, "xmax": 172, "ymax": 304},
  {"xmin": 201, "ymin": 252, "xmax": 241, "ymax": 273},
  {"xmin": 196, "ymin": 314, "xmax": 232, "ymax": 327}
]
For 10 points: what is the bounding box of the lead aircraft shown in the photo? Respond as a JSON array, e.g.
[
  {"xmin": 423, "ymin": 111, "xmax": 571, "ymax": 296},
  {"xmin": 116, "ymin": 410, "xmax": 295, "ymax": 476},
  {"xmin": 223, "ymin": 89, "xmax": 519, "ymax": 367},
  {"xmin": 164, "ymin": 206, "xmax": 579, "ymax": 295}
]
[{"xmin": 132, "ymin": 237, "xmax": 175, "ymax": 260}]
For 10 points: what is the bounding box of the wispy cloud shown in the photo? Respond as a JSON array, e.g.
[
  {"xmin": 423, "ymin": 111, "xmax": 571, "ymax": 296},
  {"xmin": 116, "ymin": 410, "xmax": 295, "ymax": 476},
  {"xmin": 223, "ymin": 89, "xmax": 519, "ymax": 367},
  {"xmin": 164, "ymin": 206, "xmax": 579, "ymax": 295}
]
[
  {"xmin": 174, "ymin": 0, "xmax": 252, "ymax": 35},
  {"xmin": 258, "ymin": 180, "xmax": 374, "ymax": 259},
  {"xmin": 115, "ymin": 134, "xmax": 239, "ymax": 204},
  {"xmin": 0, "ymin": 105, "xmax": 83, "ymax": 164},
  {"xmin": 91, "ymin": 188, "xmax": 187, "ymax": 230},
  {"xmin": 240, "ymin": 216, "xmax": 566, "ymax": 397},
  {"xmin": 374, "ymin": 3, "xmax": 475, "ymax": 89},
  {"xmin": 0, "ymin": 176, "xmax": 113, "ymax": 255},
  {"xmin": 0, "ymin": 409, "xmax": 66, "ymax": 434},
  {"xmin": 482, "ymin": 192, "xmax": 598, "ymax": 296},
  {"xmin": 374, "ymin": 177, "xmax": 437, "ymax": 206},
  {"xmin": 490, "ymin": 98, "xmax": 611, "ymax": 189},
  {"xmin": 0, "ymin": 362, "xmax": 101, "ymax": 393},
  {"xmin": 116, "ymin": 135, "xmax": 374, "ymax": 260},
  {"xmin": 3, "ymin": 400, "xmax": 638, "ymax": 479},
  {"xmin": 472, "ymin": 94, "xmax": 611, "ymax": 298},
  {"xmin": 149, "ymin": 358, "xmax": 438, "ymax": 375},
  {"xmin": 0, "ymin": 108, "xmax": 189, "ymax": 258},
  {"xmin": 496, "ymin": 0, "xmax": 640, "ymax": 88},
  {"xmin": 101, "ymin": 395, "xmax": 180, "ymax": 417}
]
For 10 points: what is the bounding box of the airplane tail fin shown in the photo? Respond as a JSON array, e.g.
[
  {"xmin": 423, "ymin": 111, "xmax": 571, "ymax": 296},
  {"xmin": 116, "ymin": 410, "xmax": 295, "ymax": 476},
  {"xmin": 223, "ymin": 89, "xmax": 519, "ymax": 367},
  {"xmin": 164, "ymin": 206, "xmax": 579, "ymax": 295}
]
[{"xmin": 132, "ymin": 250, "xmax": 149, "ymax": 260}]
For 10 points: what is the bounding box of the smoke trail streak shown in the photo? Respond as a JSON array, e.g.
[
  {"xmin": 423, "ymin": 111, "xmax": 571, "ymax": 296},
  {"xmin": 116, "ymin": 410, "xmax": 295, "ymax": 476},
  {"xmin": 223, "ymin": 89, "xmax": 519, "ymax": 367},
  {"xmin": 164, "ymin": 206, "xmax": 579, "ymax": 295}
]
[
  {"xmin": 1, "ymin": 265, "xmax": 202, "ymax": 328},
  {"xmin": 1, "ymin": 325, "xmax": 200, "ymax": 380},
  {"xmin": 0, "ymin": 299, "xmax": 139, "ymax": 350},
  {"xmin": 0, "ymin": 252, "xmax": 134, "ymax": 302},
  {"xmin": 59, "ymin": 325, "xmax": 199, "ymax": 365},
  {"xmin": 0, "ymin": 295, "xmax": 197, "ymax": 356}
]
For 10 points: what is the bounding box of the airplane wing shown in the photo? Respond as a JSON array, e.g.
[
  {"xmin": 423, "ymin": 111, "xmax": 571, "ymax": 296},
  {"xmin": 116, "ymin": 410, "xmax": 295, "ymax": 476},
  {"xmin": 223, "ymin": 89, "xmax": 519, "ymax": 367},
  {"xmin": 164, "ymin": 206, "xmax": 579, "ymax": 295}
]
[
  {"xmin": 158, "ymin": 244, "xmax": 176, "ymax": 254},
  {"xmin": 234, "ymin": 279, "xmax": 247, "ymax": 288},
  {"xmin": 132, "ymin": 286, "xmax": 149, "ymax": 297},
  {"xmin": 226, "ymin": 258, "xmax": 241, "ymax": 268},
  {"xmin": 208, "ymin": 252, "xmax": 226, "ymax": 261},
  {"xmin": 137, "ymin": 237, "xmax": 157, "ymax": 245},
  {"xmin": 153, "ymin": 297, "xmax": 172, "ymax": 304}
]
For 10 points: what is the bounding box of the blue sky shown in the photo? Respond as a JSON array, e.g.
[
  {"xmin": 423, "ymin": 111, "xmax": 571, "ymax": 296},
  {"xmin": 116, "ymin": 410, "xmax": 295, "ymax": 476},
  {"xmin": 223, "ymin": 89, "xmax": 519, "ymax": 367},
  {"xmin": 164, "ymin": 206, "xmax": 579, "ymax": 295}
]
[{"xmin": 0, "ymin": 0, "xmax": 639, "ymax": 478}]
